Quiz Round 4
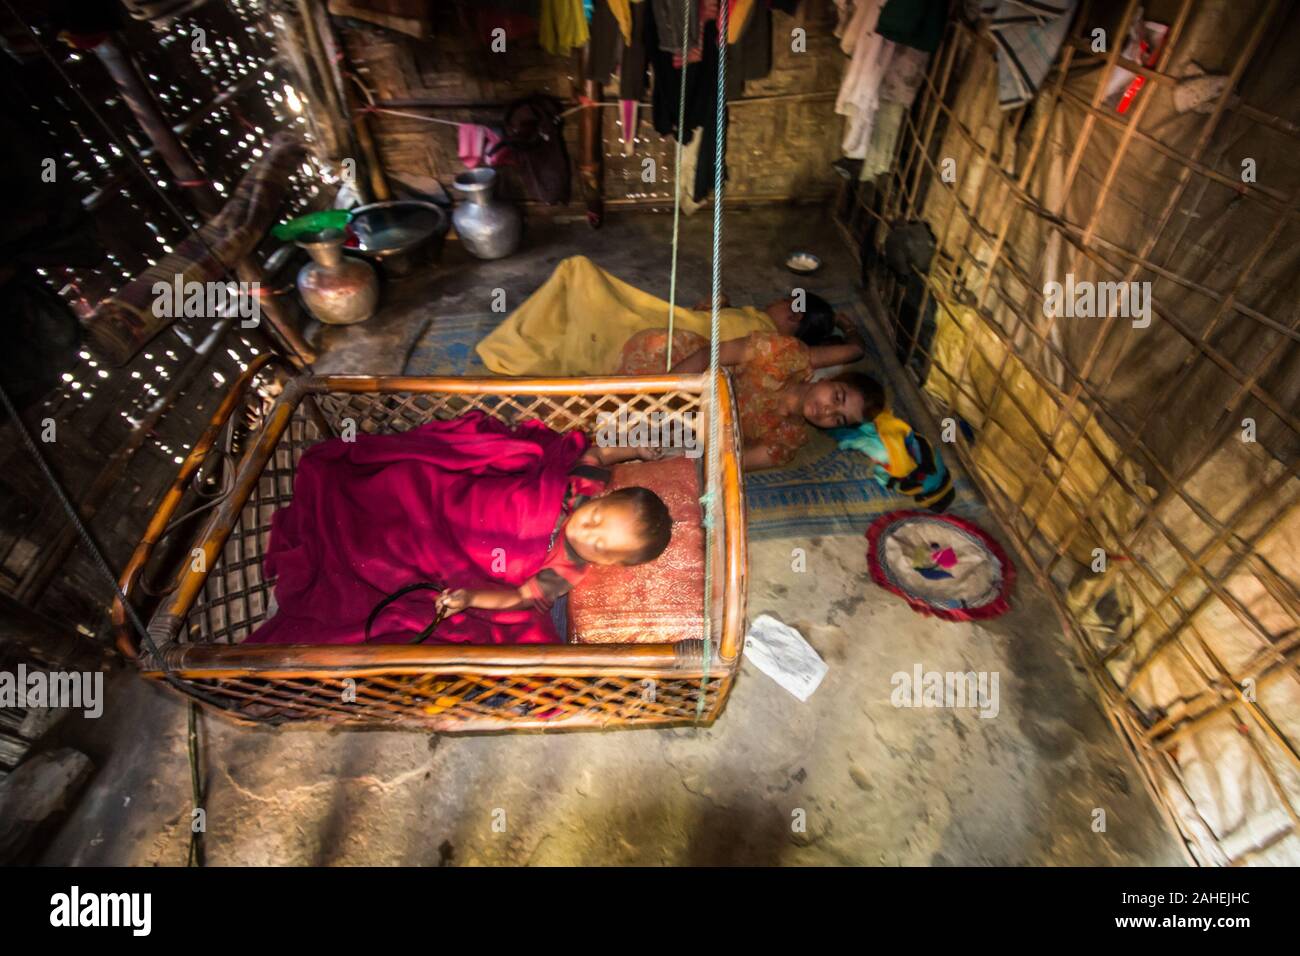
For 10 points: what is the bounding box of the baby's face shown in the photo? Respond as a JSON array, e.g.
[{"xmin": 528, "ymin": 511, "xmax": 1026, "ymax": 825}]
[{"xmin": 566, "ymin": 497, "xmax": 644, "ymax": 565}]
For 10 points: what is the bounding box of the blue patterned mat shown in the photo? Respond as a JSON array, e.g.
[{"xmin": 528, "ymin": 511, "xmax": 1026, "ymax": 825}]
[{"xmin": 402, "ymin": 298, "xmax": 974, "ymax": 541}]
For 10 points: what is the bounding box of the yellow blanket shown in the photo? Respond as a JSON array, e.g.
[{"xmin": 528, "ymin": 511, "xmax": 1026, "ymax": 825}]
[{"xmin": 475, "ymin": 255, "xmax": 775, "ymax": 376}]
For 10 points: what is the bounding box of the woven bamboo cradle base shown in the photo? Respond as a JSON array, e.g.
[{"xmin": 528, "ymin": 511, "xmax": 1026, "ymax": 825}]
[{"xmin": 113, "ymin": 365, "xmax": 748, "ymax": 732}]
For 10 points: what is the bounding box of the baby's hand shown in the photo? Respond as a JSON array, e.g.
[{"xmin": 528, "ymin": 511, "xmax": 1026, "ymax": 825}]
[{"xmin": 436, "ymin": 589, "xmax": 472, "ymax": 614}]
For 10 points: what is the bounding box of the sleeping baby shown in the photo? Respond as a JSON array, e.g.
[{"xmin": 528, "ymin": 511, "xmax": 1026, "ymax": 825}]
[{"xmin": 436, "ymin": 443, "xmax": 673, "ymax": 617}]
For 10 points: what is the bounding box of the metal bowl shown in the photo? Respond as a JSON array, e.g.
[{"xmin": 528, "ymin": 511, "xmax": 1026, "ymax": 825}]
[
  {"xmin": 348, "ymin": 200, "xmax": 450, "ymax": 278},
  {"xmin": 785, "ymin": 250, "xmax": 823, "ymax": 275}
]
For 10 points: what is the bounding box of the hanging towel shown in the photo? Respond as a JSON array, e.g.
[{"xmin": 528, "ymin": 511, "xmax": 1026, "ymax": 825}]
[
  {"xmin": 981, "ymin": 0, "xmax": 1079, "ymax": 109},
  {"xmin": 457, "ymin": 124, "xmax": 506, "ymax": 169},
  {"xmin": 834, "ymin": 0, "xmax": 889, "ymax": 159},
  {"xmin": 540, "ymin": 0, "xmax": 590, "ymax": 53}
]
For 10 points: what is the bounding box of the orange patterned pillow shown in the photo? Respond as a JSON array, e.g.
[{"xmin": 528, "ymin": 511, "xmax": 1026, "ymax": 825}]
[{"xmin": 567, "ymin": 456, "xmax": 705, "ymax": 644}]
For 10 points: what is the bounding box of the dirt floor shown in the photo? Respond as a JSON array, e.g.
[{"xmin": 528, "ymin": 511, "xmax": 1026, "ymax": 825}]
[{"xmin": 39, "ymin": 205, "xmax": 1187, "ymax": 865}]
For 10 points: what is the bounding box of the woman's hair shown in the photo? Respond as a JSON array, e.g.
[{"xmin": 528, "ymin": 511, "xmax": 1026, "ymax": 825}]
[
  {"xmin": 835, "ymin": 371, "xmax": 886, "ymax": 423},
  {"xmin": 604, "ymin": 486, "xmax": 673, "ymax": 564},
  {"xmin": 794, "ymin": 292, "xmax": 836, "ymax": 346}
]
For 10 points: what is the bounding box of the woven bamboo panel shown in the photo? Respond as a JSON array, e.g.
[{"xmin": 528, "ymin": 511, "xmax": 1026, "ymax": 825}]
[{"xmin": 179, "ymin": 669, "xmax": 727, "ymax": 730}]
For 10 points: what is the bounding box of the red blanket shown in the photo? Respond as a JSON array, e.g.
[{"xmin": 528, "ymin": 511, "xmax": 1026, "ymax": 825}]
[{"xmin": 247, "ymin": 411, "xmax": 587, "ymax": 645}]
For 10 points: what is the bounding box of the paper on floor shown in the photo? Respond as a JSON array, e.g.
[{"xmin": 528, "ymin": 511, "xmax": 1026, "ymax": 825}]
[{"xmin": 742, "ymin": 614, "xmax": 829, "ymax": 702}]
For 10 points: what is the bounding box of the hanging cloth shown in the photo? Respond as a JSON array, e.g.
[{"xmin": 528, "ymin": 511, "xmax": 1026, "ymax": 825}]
[
  {"xmin": 457, "ymin": 124, "xmax": 508, "ymax": 169},
  {"xmin": 651, "ymin": 0, "xmax": 701, "ymax": 52},
  {"xmin": 834, "ymin": 0, "xmax": 889, "ymax": 160},
  {"xmin": 607, "ymin": 0, "xmax": 636, "ymax": 42},
  {"xmin": 586, "ymin": 0, "xmax": 650, "ymax": 99},
  {"xmin": 540, "ymin": 0, "xmax": 590, "ymax": 54},
  {"xmin": 618, "ymin": 98, "xmax": 638, "ymax": 155},
  {"xmin": 649, "ymin": 5, "xmax": 742, "ymax": 203},
  {"xmin": 735, "ymin": 0, "xmax": 771, "ymax": 83},
  {"xmin": 875, "ymin": 0, "xmax": 948, "ymax": 53}
]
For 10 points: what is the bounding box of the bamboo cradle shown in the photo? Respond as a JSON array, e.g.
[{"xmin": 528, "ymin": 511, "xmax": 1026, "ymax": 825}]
[{"xmin": 112, "ymin": 362, "xmax": 748, "ymax": 732}]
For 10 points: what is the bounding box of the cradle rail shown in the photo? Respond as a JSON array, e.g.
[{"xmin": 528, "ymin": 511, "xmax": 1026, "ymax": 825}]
[{"xmin": 111, "ymin": 370, "xmax": 748, "ymax": 731}]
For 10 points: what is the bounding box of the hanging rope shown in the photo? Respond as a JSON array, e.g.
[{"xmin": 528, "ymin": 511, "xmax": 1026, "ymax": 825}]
[
  {"xmin": 697, "ymin": 0, "xmax": 729, "ymax": 722},
  {"xmin": 665, "ymin": 0, "xmax": 693, "ymax": 371}
]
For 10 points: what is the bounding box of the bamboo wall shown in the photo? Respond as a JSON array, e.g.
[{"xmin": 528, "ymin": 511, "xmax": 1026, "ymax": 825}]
[{"xmin": 840, "ymin": 1, "xmax": 1300, "ymax": 865}]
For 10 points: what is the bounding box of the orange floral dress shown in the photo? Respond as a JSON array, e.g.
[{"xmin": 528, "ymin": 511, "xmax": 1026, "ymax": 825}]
[{"xmin": 618, "ymin": 329, "xmax": 813, "ymax": 466}]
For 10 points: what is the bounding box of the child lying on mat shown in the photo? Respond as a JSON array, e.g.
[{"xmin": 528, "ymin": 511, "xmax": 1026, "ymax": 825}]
[{"xmin": 436, "ymin": 447, "xmax": 673, "ymax": 618}]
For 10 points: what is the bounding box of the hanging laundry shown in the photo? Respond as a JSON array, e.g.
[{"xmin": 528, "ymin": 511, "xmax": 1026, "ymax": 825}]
[
  {"xmin": 875, "ymin": 0, "xmax": 948, "ymax": 53},
  {"xmin": 836, "ymin": 0, "xmax": 896, "ymax": 160},
  {"xmin": 540, "ymin": 0, "xmax": 590, "ymax": 54},
  {"xmin": 457, "ymin": 124, "xmax": 507, "ymax": 169},
  {"xmin": 735, "ymin": 0, "xmax": 771, "ymax": 83},
  {"xmin": 618, "ymin": 98, "xmax": 638, "ymax": 156},
  {"xmin": 649, "ymin": 7, "xmax": 737, "ymax": 205},
  {"xmin": 607, "ymin": 0, "xmax": 636, "ymax": 43},
  {"xmin": 726, "ymin": 0, "xmax": 755, "ymax": 43},
  {"xmin": 980, "ymin": 0, "xmax": 1079, "ymax": 110},
  {"xmin": 835, "ymin": 0, "xmax": 930, "ymax": 163},
  {"xmin": 677, "ymin": 127, "xmax": 706, "ymax": 215},
  {"xmin": 586, "ymin": 0, "xmax": 650, "ymax": 100},
  {"xmin": 860, "ymin": 101, "xmax": 906, "ymax": 179},
  {"xmin": 651, "ymin": 0, "xmax": 701, "ymax": 53},
  {"xmin": 832, "ymin": 0, "xmax": 854, "ymax": 39},
  {"xmin": 860, "ymin": 42, "xmax": 929, "ymax": 177}
]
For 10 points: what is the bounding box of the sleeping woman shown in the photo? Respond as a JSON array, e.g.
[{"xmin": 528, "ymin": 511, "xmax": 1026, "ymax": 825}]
[
  {"xmin": 473, "ymin": 254, "xmax": 855, "ymax": 375},
  {"xmin": 246, "ymin": 411, "xmax": 671, "ymax": 646},
  {"xmin": 619, "ymin": 324, "xmax": 876, "ymax": 471}
]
